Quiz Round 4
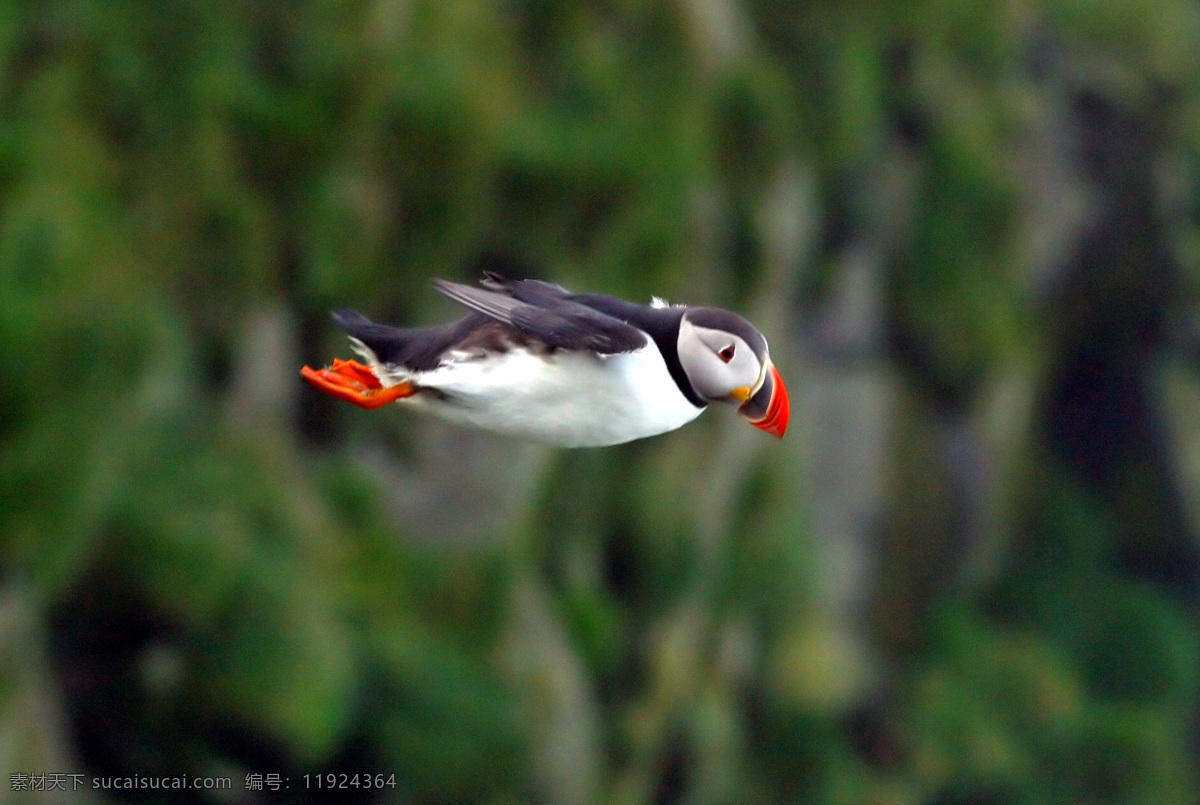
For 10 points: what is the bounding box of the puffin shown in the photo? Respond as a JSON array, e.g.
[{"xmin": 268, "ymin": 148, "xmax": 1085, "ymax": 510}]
[{"xmin": 300, "ymin": 273, "xmax": 789, "ymax": 447}]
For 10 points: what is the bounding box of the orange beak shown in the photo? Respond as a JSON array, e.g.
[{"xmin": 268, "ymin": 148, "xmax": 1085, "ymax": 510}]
[{"xmin": 737, "ymin": 361, "xmax": 789, "ymax": 439}]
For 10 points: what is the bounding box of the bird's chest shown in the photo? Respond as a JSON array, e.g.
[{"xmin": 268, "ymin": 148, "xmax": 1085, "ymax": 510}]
[{"xmin": 410, "ymin": 345, "xmax": 704, "ymax": 446}]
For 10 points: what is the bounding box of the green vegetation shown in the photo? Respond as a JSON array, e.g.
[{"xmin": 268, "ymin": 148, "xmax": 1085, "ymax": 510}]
[{"xmin": 2, "ymin": 0, "xmax": 1200, "ymax": 802}]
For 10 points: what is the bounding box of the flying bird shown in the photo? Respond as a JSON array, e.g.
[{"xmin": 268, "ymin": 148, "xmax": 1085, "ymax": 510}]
[{"xmin": 301, "ymin": 274, "xmax": 789, "ymax": 447}]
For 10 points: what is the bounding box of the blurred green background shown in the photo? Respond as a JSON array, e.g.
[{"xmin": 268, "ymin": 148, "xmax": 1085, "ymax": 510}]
[{"xmin": 3, "ymin": 0, "xmax": 1200, "ymax": 802}]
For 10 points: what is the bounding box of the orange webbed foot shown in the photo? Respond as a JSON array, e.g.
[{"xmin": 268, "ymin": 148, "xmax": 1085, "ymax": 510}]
[
  {"xmin": 329, "ymin": 358, "xmax": 382, "ymax": 389},
  {"xmin": 301, "ymin": 360, "xmax": 415, "ymax": 410}
]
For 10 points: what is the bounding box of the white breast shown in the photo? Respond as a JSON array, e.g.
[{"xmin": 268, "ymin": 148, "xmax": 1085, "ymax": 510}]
[{"xmin": 370, "ymin": 342, "xmax": 704, "ymax": 447}]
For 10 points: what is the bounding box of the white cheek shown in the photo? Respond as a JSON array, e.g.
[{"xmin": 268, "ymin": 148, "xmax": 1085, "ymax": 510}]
[
  {"xmin": 733, "ymin": 355, "xmax": 759, "ymax": 386},
  {"xmin": 694, "ymin": 358, "xmax": 728, "ymax": 399}
]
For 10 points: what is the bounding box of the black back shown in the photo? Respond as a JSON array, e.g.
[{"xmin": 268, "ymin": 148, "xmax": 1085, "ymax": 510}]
[
  {"xmin": 476, "ymin": 276, "xmax": 707, "ymax": 408},
  {"xmin": 434, "ymin": 276, "xmax": 651, "ymax": 355},
  {"xmin": 331, "ymin": 310, "xmax": 497, "ymax": 372},
  {"xmin": 565, "ymin": 292, "xmax": 706, "ymax": 408}
]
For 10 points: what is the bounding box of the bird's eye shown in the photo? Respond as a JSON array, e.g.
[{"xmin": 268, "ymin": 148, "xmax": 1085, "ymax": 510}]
[{"xmin": 718, "ymin": 345, "xmax": 735, "ymax": 363}]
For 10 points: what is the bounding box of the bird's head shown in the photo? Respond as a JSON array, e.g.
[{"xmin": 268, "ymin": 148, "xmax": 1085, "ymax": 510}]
[{"xmin": 677, "ymin": 308, "xmax": 789, "ymax": 438}]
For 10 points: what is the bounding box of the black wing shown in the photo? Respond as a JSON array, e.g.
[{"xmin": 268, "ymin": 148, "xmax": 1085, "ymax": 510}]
[{"xmin": 433, "ymin": 275, "xmax": 648, "ymax": 355}]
